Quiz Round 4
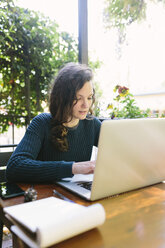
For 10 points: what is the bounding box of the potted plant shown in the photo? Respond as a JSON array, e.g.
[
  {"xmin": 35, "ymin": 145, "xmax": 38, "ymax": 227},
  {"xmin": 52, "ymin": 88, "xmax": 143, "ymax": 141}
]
[{"xmin": 107, "ymin": 85, "xmax": 150, "ymax": 119}]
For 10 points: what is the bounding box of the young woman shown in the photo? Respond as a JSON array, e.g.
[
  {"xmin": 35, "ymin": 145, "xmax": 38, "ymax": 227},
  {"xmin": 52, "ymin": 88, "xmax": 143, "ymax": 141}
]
[{"xmin": 6, "ymin": 63, "xmax": 101, "ymax": 183}]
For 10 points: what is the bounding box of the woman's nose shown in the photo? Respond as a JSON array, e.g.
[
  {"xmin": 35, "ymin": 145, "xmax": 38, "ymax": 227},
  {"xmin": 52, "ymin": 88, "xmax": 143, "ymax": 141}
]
[{"xmin": 82, "ymin": 99, "xmax": 88, "ymax": 108}]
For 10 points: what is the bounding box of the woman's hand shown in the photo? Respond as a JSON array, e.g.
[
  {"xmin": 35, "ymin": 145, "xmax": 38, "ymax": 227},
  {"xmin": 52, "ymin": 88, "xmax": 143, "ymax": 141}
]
[{"xmin": 72, "ymin": 160, "xmax": 96, "ymax": 175}]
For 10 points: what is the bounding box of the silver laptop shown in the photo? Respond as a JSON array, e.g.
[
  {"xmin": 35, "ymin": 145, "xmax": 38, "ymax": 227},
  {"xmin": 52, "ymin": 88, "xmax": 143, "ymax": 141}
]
[{"xmin": 56, "ymin": 118, "xmax": 165, "ymax": 201}]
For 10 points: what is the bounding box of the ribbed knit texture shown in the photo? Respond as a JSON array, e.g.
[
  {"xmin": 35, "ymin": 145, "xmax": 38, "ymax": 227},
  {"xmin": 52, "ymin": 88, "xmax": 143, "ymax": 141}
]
[{"xmin": 6, "ymin": 113, "xmax": 101, "ymax": 183}]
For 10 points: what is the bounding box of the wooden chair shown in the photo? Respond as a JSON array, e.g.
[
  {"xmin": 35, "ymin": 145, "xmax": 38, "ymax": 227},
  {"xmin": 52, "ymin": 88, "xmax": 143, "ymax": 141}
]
[
  {"xmin": 0, "ymin": 147, "xmax": 15, "ymax": 248},
  {"xmin": 0, "ymin": 152, "xmax": 13, "ymax": 183}
]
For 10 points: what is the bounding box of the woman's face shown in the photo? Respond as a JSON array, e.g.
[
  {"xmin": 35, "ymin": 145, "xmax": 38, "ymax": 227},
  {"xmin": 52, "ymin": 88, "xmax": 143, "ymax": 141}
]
[{"xmin": 69, "ymin": 81, "xmax": 94, "ymax": 125}]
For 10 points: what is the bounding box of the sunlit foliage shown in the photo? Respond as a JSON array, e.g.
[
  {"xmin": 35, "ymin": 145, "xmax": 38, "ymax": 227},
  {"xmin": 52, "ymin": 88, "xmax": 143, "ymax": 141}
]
[{"xmin": 0, "ymin": 0, "xmax": 78, "ymax": 132}]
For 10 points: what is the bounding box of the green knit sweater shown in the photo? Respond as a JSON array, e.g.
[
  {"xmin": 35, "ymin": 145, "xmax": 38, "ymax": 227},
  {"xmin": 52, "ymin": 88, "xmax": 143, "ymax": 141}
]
[{"xmin": 6, "ymin": 113, "xmax": 101, "ymax": 183}]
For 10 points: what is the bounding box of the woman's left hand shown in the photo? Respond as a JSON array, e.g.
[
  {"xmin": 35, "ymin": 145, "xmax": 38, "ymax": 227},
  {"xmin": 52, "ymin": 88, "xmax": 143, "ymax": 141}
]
[{"xmin": 72, "ymin": 160, "xmax": 96, "ymax": 175}]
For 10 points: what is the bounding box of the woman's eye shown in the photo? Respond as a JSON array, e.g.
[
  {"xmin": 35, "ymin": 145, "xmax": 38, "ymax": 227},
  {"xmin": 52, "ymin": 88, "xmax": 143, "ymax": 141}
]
[
  {"xmin": 88, "ymin": 97, "xmax": 93, "ymax": 100},
  {"xmin": 75, "ymin": 96, "xmax": 93, "ymax": 101}
]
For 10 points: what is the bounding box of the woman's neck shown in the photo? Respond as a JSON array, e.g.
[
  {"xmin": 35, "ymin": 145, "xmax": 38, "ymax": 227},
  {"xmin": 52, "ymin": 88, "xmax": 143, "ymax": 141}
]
[{"xmin": 64, "ymin": 119, "xmax": 79, "ymax": 128}]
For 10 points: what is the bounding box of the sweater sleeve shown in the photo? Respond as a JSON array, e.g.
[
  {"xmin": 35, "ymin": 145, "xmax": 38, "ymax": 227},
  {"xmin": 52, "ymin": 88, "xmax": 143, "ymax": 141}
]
[{"xmin": 6, "ymin": 114, "xmax": 73, "ymax": 183}]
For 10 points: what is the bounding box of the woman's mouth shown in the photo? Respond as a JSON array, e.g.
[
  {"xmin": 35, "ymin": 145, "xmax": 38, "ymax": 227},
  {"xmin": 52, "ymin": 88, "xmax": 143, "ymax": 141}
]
[{"xmin": 79, "ymin": 111, "xmax": 87, "ymax": 115}]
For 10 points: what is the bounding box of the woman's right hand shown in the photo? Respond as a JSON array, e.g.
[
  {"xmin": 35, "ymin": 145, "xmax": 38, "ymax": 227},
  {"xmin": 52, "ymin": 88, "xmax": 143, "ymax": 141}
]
[{"xmin": 72, "ymin": 160, "xmax": 96, "ymax": 175}]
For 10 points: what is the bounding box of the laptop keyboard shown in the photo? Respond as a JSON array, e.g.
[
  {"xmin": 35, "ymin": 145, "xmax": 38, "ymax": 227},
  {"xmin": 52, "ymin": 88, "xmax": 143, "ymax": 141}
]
[{"xmin": 77, "ymin": 181, "xmax": 92, "ymax": 190}]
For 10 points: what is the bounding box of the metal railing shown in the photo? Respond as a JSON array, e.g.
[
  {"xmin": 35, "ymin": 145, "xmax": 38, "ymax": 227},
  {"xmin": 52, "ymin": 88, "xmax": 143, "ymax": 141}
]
[
  {"xmin": 0, "ymin": 114, "xmax": 33, "ymax": 147},
  {"xmin": 0, "ymin": 144, "xmax": 17, "ymax": 148}
]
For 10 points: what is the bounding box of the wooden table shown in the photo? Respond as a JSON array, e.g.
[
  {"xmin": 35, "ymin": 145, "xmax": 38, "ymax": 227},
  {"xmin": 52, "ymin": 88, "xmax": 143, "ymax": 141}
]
[{"xmin": 1, "ymin": 182, "xmax": 165, "ymax": 248}]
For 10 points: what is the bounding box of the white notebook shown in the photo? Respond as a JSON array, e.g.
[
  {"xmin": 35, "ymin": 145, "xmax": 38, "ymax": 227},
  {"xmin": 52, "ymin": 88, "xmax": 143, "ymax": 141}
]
[{"xmin": 4, "ymin": 197, "xmax": 105, "ymax": 248}]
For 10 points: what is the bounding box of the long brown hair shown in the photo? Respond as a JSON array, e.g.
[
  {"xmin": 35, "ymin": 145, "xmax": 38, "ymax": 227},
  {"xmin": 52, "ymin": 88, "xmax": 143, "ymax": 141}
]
[{"xmin": 49, "ymin": 62, "xmax": 94, "ymax": 151}]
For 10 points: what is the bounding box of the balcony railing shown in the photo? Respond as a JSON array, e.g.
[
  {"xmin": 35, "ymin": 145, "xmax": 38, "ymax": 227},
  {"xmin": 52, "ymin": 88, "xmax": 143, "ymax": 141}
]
[{"xmin": 0, "ymin": 114, "xmax": 33, "ymax": 148}]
